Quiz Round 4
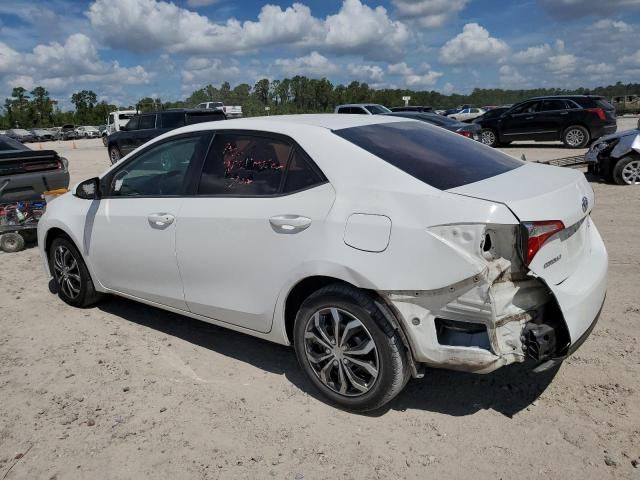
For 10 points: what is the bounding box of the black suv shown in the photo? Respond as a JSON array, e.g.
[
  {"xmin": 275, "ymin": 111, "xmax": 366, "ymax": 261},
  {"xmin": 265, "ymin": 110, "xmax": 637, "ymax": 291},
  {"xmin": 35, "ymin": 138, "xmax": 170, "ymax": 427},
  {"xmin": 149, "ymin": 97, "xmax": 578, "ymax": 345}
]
[
  {"xmin": 476, "ymin": 96, "xmax": 616, "ymax": 148},
  {"xmin": 107, "ymin": 109, "xmax": 226, "ymax": 164}
]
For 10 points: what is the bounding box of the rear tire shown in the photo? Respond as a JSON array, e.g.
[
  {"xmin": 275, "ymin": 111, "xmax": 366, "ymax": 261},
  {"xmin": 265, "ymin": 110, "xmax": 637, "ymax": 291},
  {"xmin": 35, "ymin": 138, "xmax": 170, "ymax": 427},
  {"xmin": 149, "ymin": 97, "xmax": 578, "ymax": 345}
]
[
  {"xmin": 293, "ymin": 284, "xmax": 410, "ymax": 412},
  {"xmin": 49, "ymin": 236, "xmax": 102, "ymax": 307},
  {"xmin": 102, "ymin": 135, "xmax": 108, "ymax": 147},
  {"xmin": 612, "ymin": 155, "xmax": 640, "ymax": 185},
  {"xmin": 0, "ymin": 233, "xmax": 25, "ymax": 253},
  {"xmin": 562, "ymin": 125, "xmax": 590, "ymax": 148}
]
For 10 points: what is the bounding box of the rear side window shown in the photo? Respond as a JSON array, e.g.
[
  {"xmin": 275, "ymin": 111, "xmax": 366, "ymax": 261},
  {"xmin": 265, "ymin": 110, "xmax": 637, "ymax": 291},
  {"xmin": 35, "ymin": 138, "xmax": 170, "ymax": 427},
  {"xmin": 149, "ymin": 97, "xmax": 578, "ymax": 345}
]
[
  {"xmin": 161, "ymin": 112, "xmax": 186, "ymax": 129},
  {"xmin": 139, "ymin": 115, "xmax": 156, "ymax": 130},
  {"xmin": 333, "ymin": 121, "xmax": 523, "ymax": 190},
  {"xmin": 337, "ymin": 107, "xmax": 350, "ymax": 114},
  {"xmin": 540, "ymin": 100, "xmax": 568, "ymax": 111},
  {"xmin": 198, "ymin": 133, "xmax": 291, "ymax": 196},
  {"xmin": 283, "ymin": 149, "xmax": 325, "ymax": 193}
]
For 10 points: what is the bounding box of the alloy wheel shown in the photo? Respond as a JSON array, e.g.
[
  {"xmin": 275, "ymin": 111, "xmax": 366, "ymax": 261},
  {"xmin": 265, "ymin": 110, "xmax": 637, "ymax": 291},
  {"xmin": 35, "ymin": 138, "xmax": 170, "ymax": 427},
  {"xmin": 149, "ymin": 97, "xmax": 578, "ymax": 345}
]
[
  {"xmin": 481, "ymin": 130, "xmax": 496, "ymax": 146},
  {"xmin": 621, "ymin": 159, "xmax": 640, "ymax": 184},
  {"xmin": 303, "ymin": 307, "xmax": 379, "ymax": 397},
  {"xmin": 53, "ymin": 245, "xmax": 82, "ymax": 299},
  {"xmin": 565, "ymin": 128, "xmax": 585, "ymax": 147}
]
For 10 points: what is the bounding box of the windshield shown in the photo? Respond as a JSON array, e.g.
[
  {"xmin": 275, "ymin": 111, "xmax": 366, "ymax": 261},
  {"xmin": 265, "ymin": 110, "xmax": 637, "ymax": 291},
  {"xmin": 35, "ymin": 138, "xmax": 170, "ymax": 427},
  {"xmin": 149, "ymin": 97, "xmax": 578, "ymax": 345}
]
[
  {"xmin": 333, "ymin": 121, "xmax": 523, "ymax": 190},
  {"xmin": 119, "ymin": 113, "xmax": 135, "ymax": 120}
]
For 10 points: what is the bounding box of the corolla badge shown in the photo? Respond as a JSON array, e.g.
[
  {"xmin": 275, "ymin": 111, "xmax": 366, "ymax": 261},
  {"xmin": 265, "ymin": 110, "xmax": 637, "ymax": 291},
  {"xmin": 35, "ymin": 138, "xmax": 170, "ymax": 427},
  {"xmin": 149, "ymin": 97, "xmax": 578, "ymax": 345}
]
[{"xmin": 582, "ymin": 196, "xmax": 589, "ymax": 213}]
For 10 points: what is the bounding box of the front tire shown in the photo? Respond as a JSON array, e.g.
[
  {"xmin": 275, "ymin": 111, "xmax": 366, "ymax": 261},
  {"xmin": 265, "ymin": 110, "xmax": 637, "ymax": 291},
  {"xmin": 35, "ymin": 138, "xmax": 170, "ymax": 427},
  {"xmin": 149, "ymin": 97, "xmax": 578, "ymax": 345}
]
[
  {"xmin": 293, "ymin": 284, "xmax": 410, "ymax": 411},
  {"xmin": 109, "ymin": 146, "xmax": 122, "ymax": 164},
  {"xmin": 481, "ymin": 128, "xmax": 498, "ymax": 147},
  {"xmin": 612, "ymin": 155, "xmax": 640, "ymax": 185},
  {"xmin": 562, "ymin": 125, "xmax": 590, "ymax": 148},
  {"xmin": 49, "ymin": 237, "xmax": 102, "ymax": 307}
]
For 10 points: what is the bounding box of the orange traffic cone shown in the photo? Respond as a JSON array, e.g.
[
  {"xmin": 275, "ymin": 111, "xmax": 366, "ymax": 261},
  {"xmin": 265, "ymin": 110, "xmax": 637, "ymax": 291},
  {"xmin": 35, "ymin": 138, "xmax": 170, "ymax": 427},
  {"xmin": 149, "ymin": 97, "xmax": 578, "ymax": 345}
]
[{"xmin": 72, "ymin": 141, "xmax": 77, "ymax": 150}]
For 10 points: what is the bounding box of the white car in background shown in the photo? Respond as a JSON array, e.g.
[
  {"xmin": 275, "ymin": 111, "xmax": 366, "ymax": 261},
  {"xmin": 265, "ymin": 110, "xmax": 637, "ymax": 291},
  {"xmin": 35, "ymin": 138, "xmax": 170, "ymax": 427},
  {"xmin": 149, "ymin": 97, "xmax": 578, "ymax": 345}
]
[
  {"xmin": 38, "ymin": 114, "xmax": 607, "ymax": 411},
  {"xmin": 334, "ymin": 104, "xmax": 391, "ymax": 115},
  {"xmin": 76, "ymin": 126, "xmax": 100, "ymax": 138},
  {"xmin": 448, "ymin": 107, "xmax": 486, "ymax": 122}
]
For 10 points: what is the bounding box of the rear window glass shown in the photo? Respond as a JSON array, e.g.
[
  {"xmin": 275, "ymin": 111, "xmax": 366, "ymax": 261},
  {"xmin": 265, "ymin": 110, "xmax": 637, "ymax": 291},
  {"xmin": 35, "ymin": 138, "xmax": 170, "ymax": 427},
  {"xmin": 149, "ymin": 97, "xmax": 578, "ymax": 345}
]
[{"xmin": 333, "ymin": 121, "xmax": 523, "ymax": 190}]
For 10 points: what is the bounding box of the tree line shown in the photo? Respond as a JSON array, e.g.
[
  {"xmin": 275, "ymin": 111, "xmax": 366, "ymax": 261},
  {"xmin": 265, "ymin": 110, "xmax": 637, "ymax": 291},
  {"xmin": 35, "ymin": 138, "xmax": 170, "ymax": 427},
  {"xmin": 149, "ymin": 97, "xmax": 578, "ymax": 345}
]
[{"xmin": 2, "ymin": 79, "xmax": 639, "ymax": 129}]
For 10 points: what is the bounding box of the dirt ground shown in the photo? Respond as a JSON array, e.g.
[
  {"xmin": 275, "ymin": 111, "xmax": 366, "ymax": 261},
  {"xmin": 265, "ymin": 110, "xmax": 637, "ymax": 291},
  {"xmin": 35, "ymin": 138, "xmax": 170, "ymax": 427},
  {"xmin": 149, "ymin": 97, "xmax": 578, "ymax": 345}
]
[{"xmin": 1, "ymin": 118, "xmax": 639, "ymax": 479}]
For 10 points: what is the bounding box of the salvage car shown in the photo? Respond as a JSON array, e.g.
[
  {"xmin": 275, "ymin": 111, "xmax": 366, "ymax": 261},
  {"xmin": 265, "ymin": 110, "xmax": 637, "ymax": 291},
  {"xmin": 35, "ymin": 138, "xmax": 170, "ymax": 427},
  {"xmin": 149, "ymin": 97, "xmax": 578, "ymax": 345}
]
[
  {"xmin": 479, "ymin": 96, "xmax": 616, "ymax": 148},
  {"xmin": 60, "ymin": 124, "xmax": 77, "ymax": 141},
  {"xmin": 384, "ymin": 111, "xmax": 481, "ymax": 140},
  {"xmin": 30, "ymin": 128, "xmax": 55, "ymax": 142},
  {"xmin": 38, "ymin": 115, "xmax": 607, "ymax": 411},
  {"xmin": 585, "ymin": 127, "xmax": 640, "ymax": 185}
]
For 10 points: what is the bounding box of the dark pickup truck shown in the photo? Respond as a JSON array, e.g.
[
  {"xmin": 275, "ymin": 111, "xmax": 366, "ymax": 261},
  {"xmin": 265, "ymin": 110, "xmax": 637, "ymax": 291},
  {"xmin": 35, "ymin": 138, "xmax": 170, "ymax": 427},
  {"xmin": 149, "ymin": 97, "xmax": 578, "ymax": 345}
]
[
  {"xmin": 0, "ymin": 135, "xmax": 70, "ymax": 252},
  {"xmin": 107, "ymin": 109, "xmax": 226, "ymax": 164}
]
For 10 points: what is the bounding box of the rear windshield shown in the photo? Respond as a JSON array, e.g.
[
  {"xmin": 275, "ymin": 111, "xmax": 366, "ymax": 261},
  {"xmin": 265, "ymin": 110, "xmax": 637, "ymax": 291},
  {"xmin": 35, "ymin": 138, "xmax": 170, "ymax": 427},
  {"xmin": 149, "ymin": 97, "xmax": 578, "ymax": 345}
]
[{"xmin": 333, "ymin": 121, "xmax": 523, "ymax": 190}]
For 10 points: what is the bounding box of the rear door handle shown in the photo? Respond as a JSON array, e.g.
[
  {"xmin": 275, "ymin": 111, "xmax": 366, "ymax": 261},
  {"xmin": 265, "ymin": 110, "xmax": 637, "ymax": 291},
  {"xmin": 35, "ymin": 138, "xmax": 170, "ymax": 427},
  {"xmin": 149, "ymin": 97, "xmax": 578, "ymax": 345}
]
[
  {"xmin": 525, "ymin": 116, "xmax": 534, "ymax": 120},
  {"xmin": 147, "ymin": 213, "xmax": 175, "ymax": 229},
  {"xmin": 560, "ymin": 111, "xmax": 569, "ymax": 115},
  {"xmin": 269, "ymin": 215, "xmax": 311, "ymax": 234}
]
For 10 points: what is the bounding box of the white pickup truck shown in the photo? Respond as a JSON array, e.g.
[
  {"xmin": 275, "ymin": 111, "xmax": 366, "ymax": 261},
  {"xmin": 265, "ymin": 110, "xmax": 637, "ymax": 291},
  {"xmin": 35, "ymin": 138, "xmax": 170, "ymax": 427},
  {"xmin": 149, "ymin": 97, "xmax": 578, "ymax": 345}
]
[
  {"xmin": 196, "ymin": 102, "xmax": 242, "ymax": 118},
  {"xmin": 102, "ymin": 110, "xmax": 137, "ymax": 146}
]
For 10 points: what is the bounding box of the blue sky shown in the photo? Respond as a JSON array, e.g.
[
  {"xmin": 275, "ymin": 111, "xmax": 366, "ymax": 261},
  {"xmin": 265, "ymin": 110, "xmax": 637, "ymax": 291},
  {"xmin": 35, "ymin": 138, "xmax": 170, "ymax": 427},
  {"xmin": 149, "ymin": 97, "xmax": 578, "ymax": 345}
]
[{"xmin": 1, "ymin": 0, "xmax": 639, "ymax": 108}]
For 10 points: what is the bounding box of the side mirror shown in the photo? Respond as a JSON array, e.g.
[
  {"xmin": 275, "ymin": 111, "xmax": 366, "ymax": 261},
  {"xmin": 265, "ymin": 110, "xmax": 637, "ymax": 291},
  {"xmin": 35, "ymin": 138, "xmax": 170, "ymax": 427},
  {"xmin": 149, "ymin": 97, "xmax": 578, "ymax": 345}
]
[{"xmin": 74, "ymin": 177, "xmax": 100, "ymax": 200}]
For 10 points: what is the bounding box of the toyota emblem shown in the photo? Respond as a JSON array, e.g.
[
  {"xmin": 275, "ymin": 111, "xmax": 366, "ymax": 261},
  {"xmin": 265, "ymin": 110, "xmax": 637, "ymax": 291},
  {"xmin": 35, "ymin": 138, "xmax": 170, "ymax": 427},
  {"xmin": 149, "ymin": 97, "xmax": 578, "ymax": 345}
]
[{"xmin": 581, "ymin": 196, "xmax": 589, "ymax": 213}]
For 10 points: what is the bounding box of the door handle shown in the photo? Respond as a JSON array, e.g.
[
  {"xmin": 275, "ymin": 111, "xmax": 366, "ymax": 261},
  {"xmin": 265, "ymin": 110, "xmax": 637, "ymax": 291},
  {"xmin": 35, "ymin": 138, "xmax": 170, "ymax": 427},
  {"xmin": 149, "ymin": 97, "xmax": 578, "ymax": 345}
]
[
  {"xmin": 269, "ymin": 215, "xmax": 311, "ymax": 234},
  {"xmin": 147, "ymin": 213, "xmax": 175, "ymax": 229},
  {"xmin": 560, "ymin": 112, "xmax": 569, "ymax": 115},
  {"xmin": 525, "ymin": 116, "xmax": 534, "ymax": 120}
]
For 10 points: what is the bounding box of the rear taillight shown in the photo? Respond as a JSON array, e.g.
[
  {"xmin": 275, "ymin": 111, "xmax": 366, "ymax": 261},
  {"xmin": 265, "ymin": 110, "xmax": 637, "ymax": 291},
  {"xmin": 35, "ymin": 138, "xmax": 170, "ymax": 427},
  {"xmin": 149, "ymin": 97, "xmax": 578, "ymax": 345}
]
[
  {"xmin": 521, "ymin": 220, "xmax": 565, "ymax": 265},
  {"xmin": 456, "ymin": 129, "xmax": 472, "ymax": 138},
  {"xmin": 21, "ymin": 160, "xmax": 62, "ymax": 171},
  {"xmin": 586, "ymin": 107, "xmax": 606, "ymax": 121}
]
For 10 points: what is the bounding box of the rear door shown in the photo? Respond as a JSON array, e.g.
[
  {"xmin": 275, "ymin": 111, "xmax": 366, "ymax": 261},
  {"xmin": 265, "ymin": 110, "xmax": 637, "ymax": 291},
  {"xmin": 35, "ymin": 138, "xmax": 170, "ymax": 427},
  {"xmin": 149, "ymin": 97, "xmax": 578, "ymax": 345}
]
[
  {"xmin": 536, "ymin": 99, "xmax": 571, "ymax": 140},
  {"xmin": 176, "ymin": 130, "xmax": 335, "ymax": 333},
  {"xmin": 134, "ymin": 114, "xmax": 158, "ymax": 148}
]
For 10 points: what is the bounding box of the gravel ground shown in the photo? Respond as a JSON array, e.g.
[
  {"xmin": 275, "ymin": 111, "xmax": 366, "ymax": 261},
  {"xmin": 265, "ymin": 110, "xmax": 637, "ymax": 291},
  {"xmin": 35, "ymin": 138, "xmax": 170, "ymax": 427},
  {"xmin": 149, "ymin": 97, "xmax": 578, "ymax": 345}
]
[{"xmin": 0, "ymin": 118, "xmax": 638, "ymax": 479}]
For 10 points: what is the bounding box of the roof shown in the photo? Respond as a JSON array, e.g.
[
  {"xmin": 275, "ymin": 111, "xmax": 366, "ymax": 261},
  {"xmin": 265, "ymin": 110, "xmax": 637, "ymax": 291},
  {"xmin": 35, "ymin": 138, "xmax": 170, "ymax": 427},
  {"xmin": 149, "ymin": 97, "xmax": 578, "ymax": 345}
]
[
  {"xmin": 529, "ymin": 95, "xmax": 603, "ymax": 100},
  {"xmin": 197, "ymin": 113, "xmax": 408, "ymax": 131}
]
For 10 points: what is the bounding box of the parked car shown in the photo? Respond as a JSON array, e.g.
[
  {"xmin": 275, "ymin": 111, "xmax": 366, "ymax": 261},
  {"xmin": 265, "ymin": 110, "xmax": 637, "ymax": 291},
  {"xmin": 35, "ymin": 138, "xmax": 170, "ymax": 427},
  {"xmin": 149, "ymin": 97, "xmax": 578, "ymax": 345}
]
[
  {"xmin": 472, "ymin": 107, "xmax": 511, "ymax": 145},
  {"xmin": 39, "ymin": 114, "xmax": 606, "ymax": 411},
  {"xmin": 30, "ymin": 128, "xmax": 55, "ymax": 141},
  {"xmin": 107, "ymin": 108, "xmax": 226, "ymax": 164},
  {"xmin": 6, "ymin": 129, "xmax": 35, "ymax": 143},
  {"xmin": 448, "ymin": 107, "xmax": 486, "ymax": 122},
  {"xmin": 104, "ymin": 110, "xmax": 137, "ymax": 146},
  {"xmin": 585, "ymin": 127, "xmax": 640, "ymax": 185},
  {"xmin": 60, "ymin": 125, "xmax": 78, "ymax": 141},
  {"xmin": 334, "ymin": 104, "xmax": 391, "ymax": 115},
  {"xmin": 76, "ymin": 126, "xmax": 100, "ymax": 138},
  {"xmin": 389, "ymin": 106, "xmax": 432, "ymax": 113},
  {"xmin": 48, "ymin": 127, "xmax": 62, "ymax": 140},
  {"xmin": 478, "ymin": 96, "xmax": 617, "ymax": 148},
  {"xmin": 384, "ymin": 111, "xmax": 481, "ymax": 140},
  {"xmin": 611, "ymin": 95, "xmax": 640, "ymax": 115},
  {"xmin": 196, "ymin": 102, "xmax": 243, "ymax": 118}
]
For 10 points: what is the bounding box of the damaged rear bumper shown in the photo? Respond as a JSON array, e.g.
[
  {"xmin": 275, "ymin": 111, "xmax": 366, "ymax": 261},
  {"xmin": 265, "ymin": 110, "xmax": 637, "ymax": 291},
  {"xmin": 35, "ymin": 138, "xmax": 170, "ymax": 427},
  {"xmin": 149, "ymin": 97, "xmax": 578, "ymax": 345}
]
[{"xmin": 381, "ymin": 220, "xmax": 607, "ymax": 375}]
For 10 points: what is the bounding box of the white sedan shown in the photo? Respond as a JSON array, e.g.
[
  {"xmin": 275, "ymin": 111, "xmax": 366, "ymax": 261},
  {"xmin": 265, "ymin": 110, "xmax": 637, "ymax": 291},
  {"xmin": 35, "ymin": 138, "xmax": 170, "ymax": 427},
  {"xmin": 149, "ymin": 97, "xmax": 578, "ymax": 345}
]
[
  {"xmin": 38, "ymin": 114, "xmax": 607, "ymax": 411},
  {"xmin": 448, "ymin": 107, "xmax": 486, "ymax": 122}
]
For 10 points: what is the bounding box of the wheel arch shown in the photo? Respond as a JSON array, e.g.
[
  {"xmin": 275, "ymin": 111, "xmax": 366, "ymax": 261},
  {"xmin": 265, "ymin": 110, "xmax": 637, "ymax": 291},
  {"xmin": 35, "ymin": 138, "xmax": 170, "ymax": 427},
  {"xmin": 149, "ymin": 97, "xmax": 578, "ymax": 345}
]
[{"xmin": 282, "ymin": 275, "xmax": 420, "ymax": 377}]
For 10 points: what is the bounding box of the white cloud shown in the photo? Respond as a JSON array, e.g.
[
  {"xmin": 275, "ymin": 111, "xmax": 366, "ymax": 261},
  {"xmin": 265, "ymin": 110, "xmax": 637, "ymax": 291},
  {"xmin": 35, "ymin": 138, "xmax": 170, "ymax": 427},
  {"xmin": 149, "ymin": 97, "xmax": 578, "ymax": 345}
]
[
  {"xmin": 274, "ymin": 51, "xmax": 338, "ymax": 77},
  {"xmin": 387, "ymin": 62, "xmax": 442, "ymax": 87},
  {"xmin": 545, "ymin": 53, "xmax": 578, "ymax": 75},
  {"xmin": 0, "ymin": 42, "xmax": 20, "ymax": 74},
  {"xmin": 441, "ymin": 82, "xmax": 455, "ymax": 94},
  {"xmin": 439, "ymin": 23, "xmax": 509, "ymax": 64},
  {"xmin": 512, "ymin": 44, "xmax": 552, "ymax": 64},
  {"xmin": 87, "ymin": 0, "xmax": 408, "ymax": 59},
  {"xmin": 347, "ymin": 64, "xmax": 384, "ymax": 82},
  {"xmin": 181, "ymin": 57, "xmax": 242, "ymax": 91},
  {"xmin": 620, "ymin": 49, "xmax": 640, "ymax": 66},
  {"xmin": 584, "ymin": 62, "xmax": 615, "ymax": 74},
  {"xmin": 593, "ymin": 19, "xmax": 632, "ymax": 32},
  {"xmin": 392, "ymin": 0, "xmax": 469, "ymax": 27},
  {"xmin": 499, "ymin": 65, "xmax": 526, "ymax": 87}
]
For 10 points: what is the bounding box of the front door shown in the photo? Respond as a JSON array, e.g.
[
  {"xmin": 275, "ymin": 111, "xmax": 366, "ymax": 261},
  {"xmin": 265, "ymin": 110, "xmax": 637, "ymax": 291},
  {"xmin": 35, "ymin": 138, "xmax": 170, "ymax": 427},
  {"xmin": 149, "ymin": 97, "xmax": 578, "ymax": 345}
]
[
  {"xmin": 499, "ymin": 100, "xmax": 542, "ymax": 141},
  {"xmin": 176, "ymin": 131, "xmax": 335, "ymax": 333},
  {"xmin": 88, "ymin": 132, "xmax": 213, "ymax": 309}
]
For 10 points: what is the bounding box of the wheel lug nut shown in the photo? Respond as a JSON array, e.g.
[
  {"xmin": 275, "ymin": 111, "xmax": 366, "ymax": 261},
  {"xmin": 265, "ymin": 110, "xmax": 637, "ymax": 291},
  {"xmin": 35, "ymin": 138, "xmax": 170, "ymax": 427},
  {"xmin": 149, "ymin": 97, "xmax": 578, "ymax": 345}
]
[
  {"xmin": 342, "ymin": 359, "xmax": 347, "ymax": 364},
  {"xmin": 325, "ymin": 349, "xmax": 330, "ymax": 354},
  {"xmin": 333, "ymin": 360, "xmax": 338, "ymax": 366}
]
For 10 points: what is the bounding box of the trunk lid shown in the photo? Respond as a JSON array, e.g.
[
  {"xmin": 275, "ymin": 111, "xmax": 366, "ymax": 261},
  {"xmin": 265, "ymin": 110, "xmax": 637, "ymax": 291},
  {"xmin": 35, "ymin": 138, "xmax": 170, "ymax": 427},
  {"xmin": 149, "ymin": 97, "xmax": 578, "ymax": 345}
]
[{"xmin": 448, "ymin": 162, "xmax": 593, "ymax": 285}]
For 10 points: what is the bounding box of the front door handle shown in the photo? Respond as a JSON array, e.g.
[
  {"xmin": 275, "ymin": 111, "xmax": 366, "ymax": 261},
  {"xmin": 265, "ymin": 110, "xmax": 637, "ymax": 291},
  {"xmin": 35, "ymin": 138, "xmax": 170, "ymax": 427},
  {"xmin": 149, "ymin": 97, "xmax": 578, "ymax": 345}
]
[
  {"xmin": 269, "ymin": 215, "xmax": 311, "ymax": 234},
  {"xmin": 525, "ymin": 116, "xmax": 534, "ymax": 120},
  {"xmin": 560, "ymin": 111, "xmax": 569, "ymax": 115},
  {"xmin": 147, "ymin": 213, "xmax": 175, "ymax": 229}
]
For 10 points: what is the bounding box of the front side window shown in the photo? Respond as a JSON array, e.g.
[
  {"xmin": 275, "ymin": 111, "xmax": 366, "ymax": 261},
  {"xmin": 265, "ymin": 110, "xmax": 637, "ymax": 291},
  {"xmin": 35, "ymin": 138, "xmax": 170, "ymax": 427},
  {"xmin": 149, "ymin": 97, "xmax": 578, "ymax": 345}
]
[
  {"xmin": 125, "ymin": 116, "xmax": 140, "ymax": 130},
  {"xmin": 198, "ymin": 133, "xmax": 291, "ymax": 196},
  {"xmin": 139, "ymin": 115, "xmax": 156, "ymax": 130},
  {"xmin": 108, "ymin": 134, "xmax": 211, "ymax": 197},
  {"xmin": 334, "ymin": 121, "xmax": 523, "ymax": 191},
  {"xmin": 511, "ymin": 101, "xmax": 540, "ymax": 114}
]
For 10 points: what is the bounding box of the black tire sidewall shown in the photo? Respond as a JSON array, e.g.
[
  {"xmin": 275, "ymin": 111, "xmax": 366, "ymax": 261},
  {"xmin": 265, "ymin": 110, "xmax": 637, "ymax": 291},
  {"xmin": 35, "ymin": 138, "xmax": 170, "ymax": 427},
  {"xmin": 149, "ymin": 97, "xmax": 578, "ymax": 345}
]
[
  {"xmin": 0, "ymin": 233, "xmax": 25, "ymax": 253},
  {"xmin": 49, "ymin": 237, "xmax": 95, "ymax": 307},
  {"xmin": 109, "ymin": 147, "xmax": 121, "ymax": 164},
  {"xmin": 293, "ymin": 290, "xmax": 403, "ymax": 411}
]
